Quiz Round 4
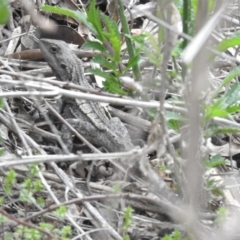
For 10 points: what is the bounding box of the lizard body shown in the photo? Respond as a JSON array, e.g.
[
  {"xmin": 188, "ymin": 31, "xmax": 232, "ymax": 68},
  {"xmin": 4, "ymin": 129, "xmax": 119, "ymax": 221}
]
[{"xmin": 39, "ymin": 39, "xmax": 134, "ymax": 152}]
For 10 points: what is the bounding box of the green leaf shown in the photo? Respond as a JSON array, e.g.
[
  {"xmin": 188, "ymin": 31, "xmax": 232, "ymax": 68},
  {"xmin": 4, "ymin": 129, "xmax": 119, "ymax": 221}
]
[
  {"xmin": 88, "ymin": 68, "xmax": 126, "ymax": 95},
  {"xmin": 0, "ymin": 149, "xmax": 4, "ymax": 156},
  {"xmin": 161, "ymin": 230, "xmax": 182, "ymax": 240},
  {"xmin": 61, "ymin": 226, "xmax": 72, "ymax": 238},
  {"xmin": 19, "ymin": 189, "xmax": 36, "ymax": 203},
  {"xmin": 205, "ymin": 126, "xmax": 240, "ymax": 137},
  {"xmin": 0, "ymin": 0, "xmax": 9, "ymax": 24},
  {"xmin": 206, "ymin": 179, "xmax": 215, "ymax": 188},
  {"xmin": 39, "ymin": 222, "xmax": 54, "ymax": 231},
  {"xmin": 0, "ymin": 213, "xmax": 7, "ymax": 223},
  {"xmin": 205, "ymin": 107, "xmax": 229, "ymax": 120},
  {"xmin": 33, "ymin": 180, "xmax": 44, "ymax": 192},
  {"xmin": 82, "ymin": 40, "xmax": 105, "ymax": 53},
  {"xmin": 143, "ymin": 33, "xmax": 162, "ymax": 67},
  {"xmin": 216, "ymin": 30, "xmax": 240, "ymax": 53},
  {"xmin": 204, "ymin": 154, "xmax": 226, "ymax": 168},
  {"xmin": 55, "ymin": 206, "xmax": 67, "ymax": 219},
  {"xmin": 125, "ymin": 33, "xmax": 147, "ymax": 55},
  {"xmin": 86, "ymin": 0, "xmax": 105, "ymax": 41},
  {"xmin": 147, "ymin": 109, "xmax": 157, "ymax": 120},
  {"xmin": 211, "ymin": 188, "xmax": 223, "ymax": 196},
  {"xmin": 206, "ymin": 82, "xmax": 240, "ymax": 120},
  {"xmin": 0, "ymin": 98, "xmax": 4, "ymax": 108},
  {"xmin": 171, "ymin": 40, "xmax": 184, "ymax": 57},
  {"xmin": 86, "ymin": 68, "xmax": 117, "ymax": 82},
  {"xmin": 4, "ymin": 169, "xmax": 16, "ymax": 185},
  {"xmin": 214, "ymin": 82, "xmax": 240, "ymax": 109},
  {"xmin": 41, "ymin": 5, "xmax": 97, "ymax": 35},
  {"xmin": 123, "ymin": 206, "xmax": 134, "ymax": 231},
  {"xmin": 92, "ymin": 56, "xmax": 118, "ymax": 75},
  {"xmin": 37, "ymin": 197, "xmax": 45, "ymax": 207},
  {"xmin": 123, "ymin": 54, "xmax": 140, "ymax": 74},
  {"xmin": 103, "ymin": 78, "xmax": 127, "ymax": 95},
  {"xmin": 212, "ymin": 66, "xmax": 240, "ymax": 99},
  {"xmin": 29, "ymin": 163, "xmax": 39, "ymax": 176},
  {"xmin": 215, "ymin": 207, "xmax": 227, "ymax": 223},
  {"xmin": 226, "ymin": 105, "xmax": 240, "ymax": 114},
  {"xmin": 166, "ymin": 111, "xmax": 184, "ymax": 131},
  {"xmin": 102, "ymin": 14, "xmax": 121, "ymax": 62},
  {"xmin": 22, "ymin": 178, "xmax": 32, "ymax": 191}
]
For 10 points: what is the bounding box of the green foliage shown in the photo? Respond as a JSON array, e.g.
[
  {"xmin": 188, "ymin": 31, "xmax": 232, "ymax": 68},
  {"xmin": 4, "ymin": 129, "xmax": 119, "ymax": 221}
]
[
  {"xmin": 17, "ymin": 164, "xmax": 44, "ymax": 204},
  {"xmin": 0, "ymin": 213, "xmax": 7, "ymax": 223},
  {"xmin": 112, "ymin": 184, "xmax": 121, "ymax": 193},
  {"xmin": 130, "ymin": 32, "xmax": 162, "ymax": 67},
  {"xmin": 205, "ymin": 125, "xmax": 240, "ymax": 139},
  {"xmin": 205, "ymin": 82, "xmax": 240, "ymax": 121},
  {"xmin": 212, "ymin": 66, "xmax": 240, "ymax": 100},
  {"xmin": 17, "ymin": 226, "xmax": 42, "ymax": 240},
  {"xmin": 147, "ymin": 109, "xmax": 184, "ymax": 131},
  {"xmin": 39, "ymin": 222, "xmax": 54, "ymax": 231},
  {"xmin": 215, "ymin": 207, "xmax": 227, "ymax": 224},
  {"xmin": 161, "ymin": 230, "xmax": 185, "ymax": 240},
  {"xmin": 19, "ymin": 188, "xmax": 35, "ymax": 203},
  {"xmin": 54, "ymin": 206, "xmax": 67, "ymax": 219},
  {"xmin": 166, "ymin": 111, "xmax": 185, "ymax": 131},
  {"xmin": 0, "ymin": 98, "xmax": 4, "ymax": 108},
  {"xmin": 0, "ymin": 0, "xmax": 9, "ymax": 24},
  {"xmin": 4, "ymin": 169, "xmax": 16, "ymax": 195},
  {"xmin": 204, "ymin": 154, "xmax": 226, "ymax": 168},
  {"xmin": 122, "ymin": 206, "xmax": 134, "ymax": 239},
  {"xmin": 215, "ymin": 30, "xmax": 240, "ymax": 53},
  {"xmin": 36, "ymin": 197, "xmax": 45, "ymax": 207},
  {"xmin": 211, "ymin": 188, "xmax": 223, "ymax": 196},
  {"xmin": 60, "ymin": 225, "xmax": 72, "ymax": 239},
  {"xmin": 158, "ymin": 164, "xmax": 167, "ymax": 170},
  {"xmin": 0, "ymin": 148, "xmax": 4, "ymax": 156},
  {"xmin": 171, "ymin": 40, "xmax": 184, "ymax": 57}
]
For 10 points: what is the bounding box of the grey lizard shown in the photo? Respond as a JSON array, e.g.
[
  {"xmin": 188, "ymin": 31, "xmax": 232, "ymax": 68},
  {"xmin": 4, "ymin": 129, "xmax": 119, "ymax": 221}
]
[{"xmin": 38, "ymin": 38, "xmax": 134, "ymax": 153}]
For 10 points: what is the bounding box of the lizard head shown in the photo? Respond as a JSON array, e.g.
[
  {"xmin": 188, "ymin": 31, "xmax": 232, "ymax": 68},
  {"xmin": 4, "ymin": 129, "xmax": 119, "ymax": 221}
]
[{"xmin": 39, "ymin": 39, "xmax": 78, "ymax": 83}]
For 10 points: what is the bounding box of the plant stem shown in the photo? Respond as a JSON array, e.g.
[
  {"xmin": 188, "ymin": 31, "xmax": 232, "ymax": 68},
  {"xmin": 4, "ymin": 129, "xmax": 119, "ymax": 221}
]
[
  {"xmin": 182, "ymin": 0, "xmax": 191, "ymax": 49},
  {"xmin": 117, "ymin": 0, "xmax": 142, "ymax": 81}
]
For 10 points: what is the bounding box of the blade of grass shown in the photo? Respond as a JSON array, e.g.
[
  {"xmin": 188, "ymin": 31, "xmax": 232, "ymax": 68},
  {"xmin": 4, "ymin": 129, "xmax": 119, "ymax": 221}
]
[{"xmin": 117, "ymin": 0, "xmax": 141, "ymax": 81}]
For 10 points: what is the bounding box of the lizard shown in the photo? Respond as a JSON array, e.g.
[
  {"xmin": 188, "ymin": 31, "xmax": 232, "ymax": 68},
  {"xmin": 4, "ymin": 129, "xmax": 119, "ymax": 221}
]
[{"xmin": 38, "ymin": 38, "xmax": 134, "ymax": 154}]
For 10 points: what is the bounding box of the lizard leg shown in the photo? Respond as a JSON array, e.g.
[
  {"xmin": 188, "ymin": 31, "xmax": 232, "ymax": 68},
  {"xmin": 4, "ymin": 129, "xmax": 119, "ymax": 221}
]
[
  {"xmin": 109, "ymin": 117, "xmax": 134, "ymax": 151},
  {"xmin": 61, "ymin": 118, "xmax": 97, "ymax": 152}
]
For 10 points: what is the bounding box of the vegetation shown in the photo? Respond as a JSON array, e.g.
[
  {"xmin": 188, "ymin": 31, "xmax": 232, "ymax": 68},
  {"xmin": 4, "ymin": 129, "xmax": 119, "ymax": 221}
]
[{"xmin": 1, "ymin": 0, "xmax": 240, "ymax": 239}]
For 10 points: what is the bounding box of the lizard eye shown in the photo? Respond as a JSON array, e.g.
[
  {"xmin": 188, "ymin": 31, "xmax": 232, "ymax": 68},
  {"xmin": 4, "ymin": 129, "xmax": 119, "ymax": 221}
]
[
  {"xmin": 60, "ymin": 63, "xmax": 67, "ymax": 69},
  {"xmin": 50, "ymin": 45, "xmax": 58, "ymax": 53}
]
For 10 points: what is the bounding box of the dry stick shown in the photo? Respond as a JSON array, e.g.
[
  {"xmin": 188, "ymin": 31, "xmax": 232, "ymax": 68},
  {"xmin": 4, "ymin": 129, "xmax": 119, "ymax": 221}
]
[
  {"xmin": 0, "ymin": 76, "xmax": 187, "ymax": 113},
  {"xmin": 73, "ymin": 228, "xmax": 110, "ymax": 240},
  {"xmin": 2, "ymin": 99, "xmax": 32, "ymax": 155},
  {"xmin": 0, "ymin": 68, "xmax": 122, "ymax": 97},
  {"xmin": 0, "ymin": 151, "xmax": 137, "ymax": 168},
  {"xmin": 22, "ymin": 193, "xmax": 187, "ymax": 224},
  {"xmin": 33, "ymin": 98, "xmax": 70, "ymax": 154},
  {"xmin": 14, "ymin": 116, "xmax": 58, "ymax": 140}
]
